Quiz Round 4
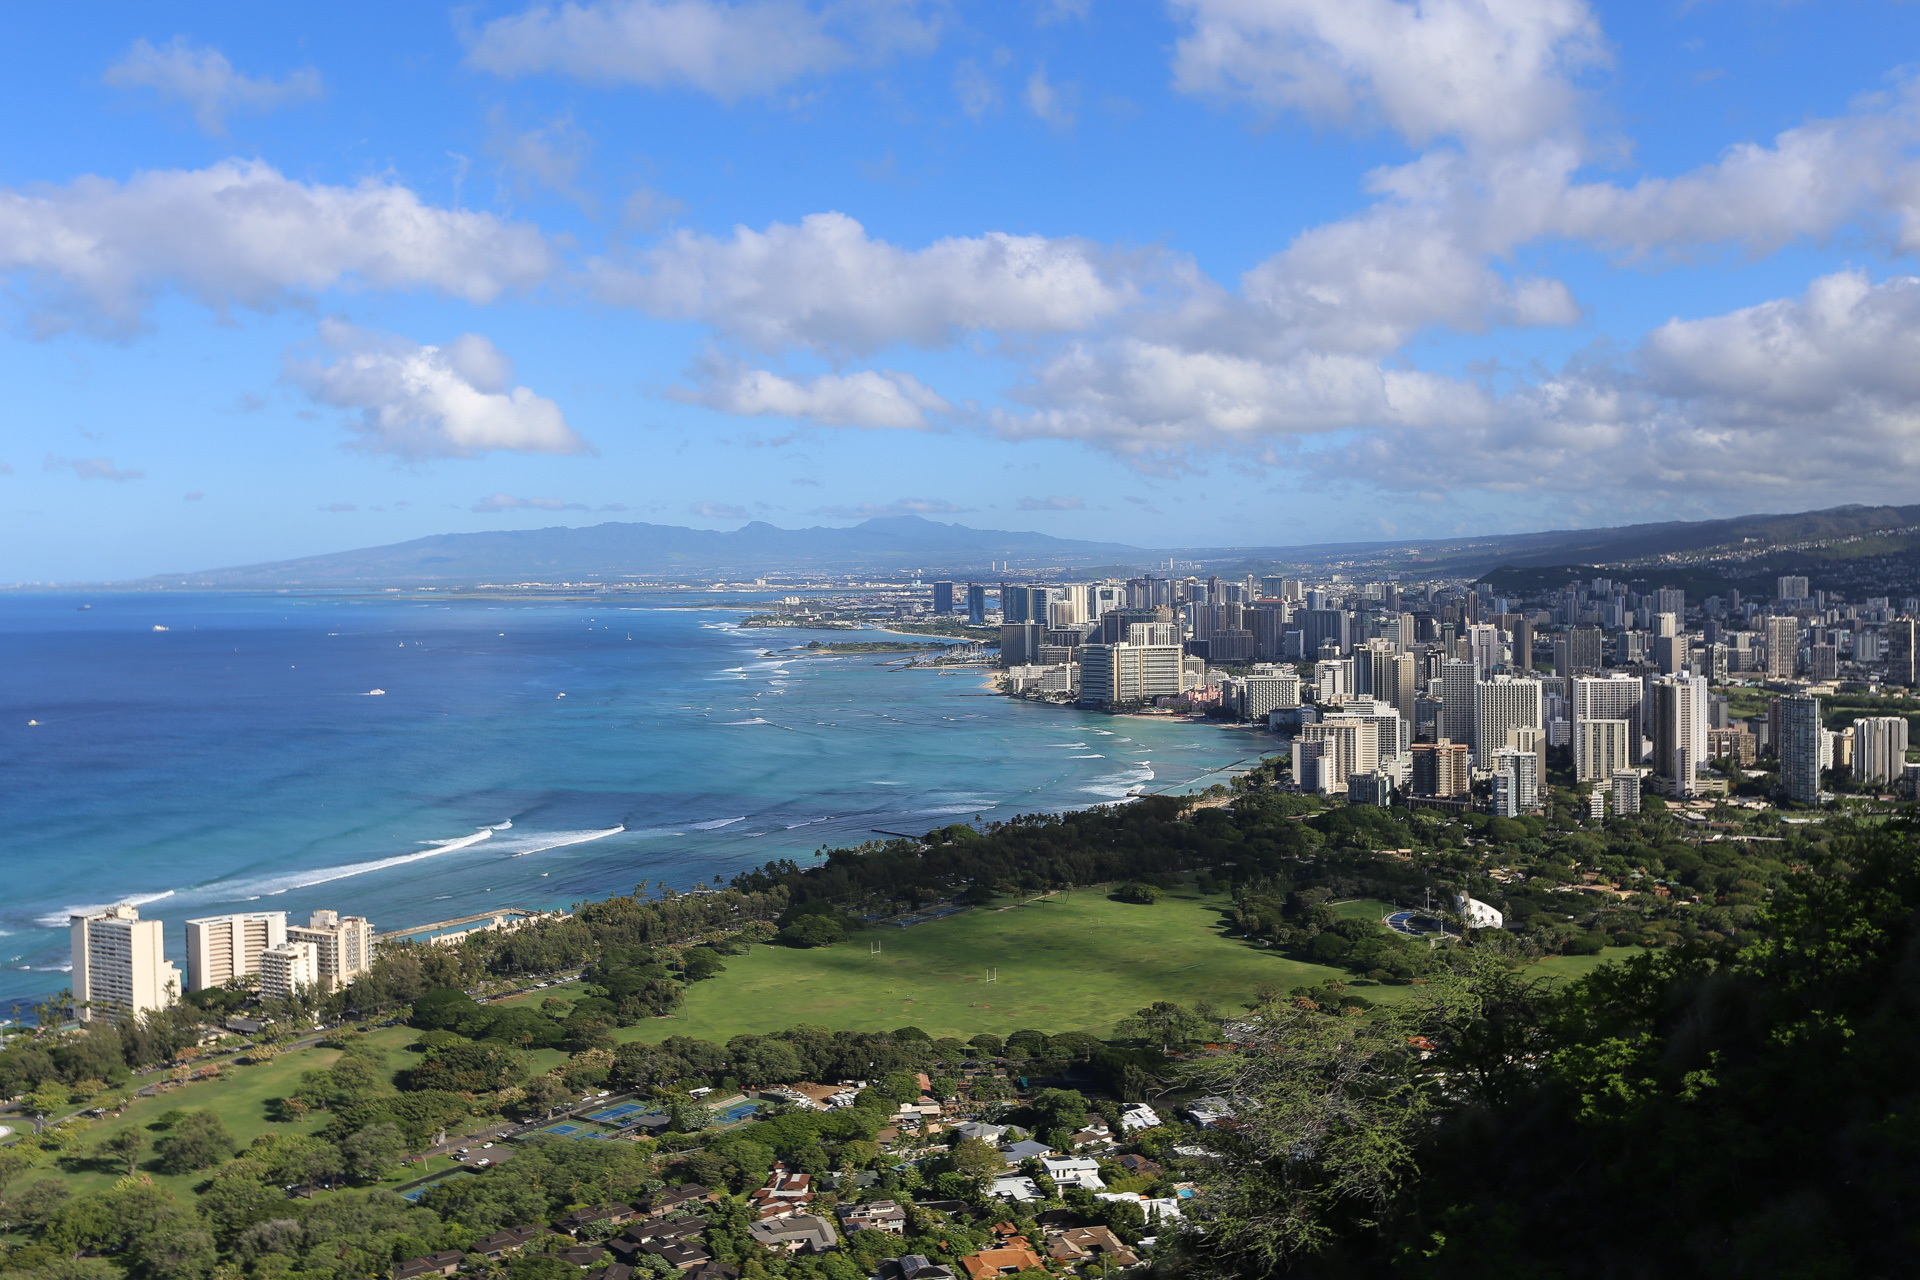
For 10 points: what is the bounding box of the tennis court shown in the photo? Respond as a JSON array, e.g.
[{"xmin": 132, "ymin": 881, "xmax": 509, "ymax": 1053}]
[
  {"xmin": 536, "ymin": 1122, "xmax": 611, "ymax": 1140},
  {"xmin": 589, "ymin": 1102, "xmax": 650, "ymax": 1123},
  {"xmin": 716, "ymin": 1102, "xmax": 759, "ymax": 1124}
]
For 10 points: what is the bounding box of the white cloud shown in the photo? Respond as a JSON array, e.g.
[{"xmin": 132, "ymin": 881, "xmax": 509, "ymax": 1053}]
[
  {"xmin": 465, "ymin": 0, "xmax": 937, "ymax": 100},
  {"xmin": 104, "ymin": 37, "xmax": 323, "ymax": 134},
  {"xmin": 689, "ymin": 499, "xmax": 749, "ymax": 518},
  {"xmin": 954, "ymin": 59, "xmax": 1001, "ymax": 118},
  {"xmin": 488, "ymin": 110, "xmax": 596, "ymax": 210},
  {"xmin": 596, "ymin": 211, "xmax": 1133, "ymax": 353},
  {"xmin": 1025, "ymin": 63, "xmax": 1076, "ymax": 129},
  {"xmin": 1170, "ymin": 0, "xmax": 1607, "ymax": 149},
  {"xmin": 473, "ymin": 493, "xmax": 590, "ymax": 512},
  {"xmin": 811, "ymin": 497, "xmax": 971, "ymax": 518},
  {"xmin": 290, "ymin": 321, "xmax": 586, "ymax": 459},
  {"xmin": 683, "ymin": 365, "xmax": 950, "ymax": 427},
  {"xmin": 1017, "ymin": 494, "xmax": 1084, "ymax": 510},
  {"xmin": 44, "ymin": 455, "xmax": 145, "ymax": 482},
  {"xmin": 0, "ymin": 160, "xmax": 551, "ymax": 332}
]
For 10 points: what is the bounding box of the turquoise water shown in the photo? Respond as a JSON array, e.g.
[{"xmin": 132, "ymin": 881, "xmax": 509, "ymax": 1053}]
[{"xmin": 0, "ymin": 592, "xmax": 1269, "ymax": 1008}]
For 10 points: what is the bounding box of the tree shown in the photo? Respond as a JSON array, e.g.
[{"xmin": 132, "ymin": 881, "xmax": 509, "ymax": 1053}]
[
  {"xmin": 950, "ymin": 1137, "xmax": 1003, "ymax": 1185},
  {"xmin": 776, "ymin": 916, "xmax": 845, "ymax": 948},
  {"xmin": 100, "ymin": 1126, "xmax": 147, "ymax": 1175},
  {"xmin": 522, "ymin": 1073, "xmax": 572, "ymax": 1119},
  {"xmin": 1114, "ymin": 883, "xmax": 1163, "ymax": 904},
  {"xmin": 341, "ymin": 1122, "xmax": 410, "ymax": 1182},
  {"xmin": 0, "ymin": 1147, "xmax": 33, "ymax": 1230},
  {"xmin": 1112, "ymin": 1001, "xmax": 1212, "ymax": 1052},
  {"xmin": 153, "ymin": 1111, "xmax": 235, "ymax": 1175},
  {"xmin": 1182, "ymin": 998, "xmax": 1430, "ymax": 1270}
]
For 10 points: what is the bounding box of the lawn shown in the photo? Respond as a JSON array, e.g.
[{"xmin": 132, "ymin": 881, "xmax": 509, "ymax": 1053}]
[
  {"xmin": 613, "ymin": 886, "xmax": 1365, "ymax": 1042},
  {"xmin": 1530, "ymin": 946, "xmax": 1650, "ymax": 983},
  {"xmin": 12, "ymin": 1025, "xmax": 460, "ymax": 1201}
]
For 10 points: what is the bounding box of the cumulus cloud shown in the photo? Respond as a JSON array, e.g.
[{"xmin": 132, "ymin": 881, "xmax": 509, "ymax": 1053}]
[
  {"xmin": 680, "ymin": 365, "xmax": 949, "ymax": 428},
  {"xmin": 593, "ymin": 211, "xmax": 1133, "ymax": 353},
  {"xmin": 465, "ymin": 0, "xmax": 937, "ymax": 100},
  {"xmin": 1017, "ymin": 494, "xmax": 1084, "ymax": 510},
  {"xmin": 104, "ymin": 37, "xmax": 323, "ymax": 134},
  {"xmin": 1170, "ymin": 0, "xmax": 1607, "ymax": 149},
  {"xmin": 45, "ymin": 454, "xmax": 144, "ymax": 481},
  {"xmin": 472, "ymin": 493, "xmax": 590, "ymax": 512},
  {"xmin": 811, "ymin": 497, "xmax": 970, "ymax": 518},
  {"xmin": 689, "ymin": 499, "xmax": 749, "ymax": 518},
  {"xmin": 289, "ymin": 321, "xmax": 586, "ymax": 459},
  {"xmin": 0, "ymin": 160, "xmax": 551, "ymax": 332}
]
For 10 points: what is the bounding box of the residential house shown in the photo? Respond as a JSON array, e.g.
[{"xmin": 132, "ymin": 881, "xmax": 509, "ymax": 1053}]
[
  {"xmin": 585, "ymin": 1266, "xmax": 636, "ymax": 1280},
  {"xmin": 958, "ymin": 1239, "xmax": 1045, "ymax": 1280},
  {"xmin": 1000, "ymin": 1139, "xmax": 1053, "ymax": 1164},
  {"xmin": 1096, "ymin": 1193, "xmax": 1182, "ymax": 1225},
  {"xmin": 644, "ymin": 1185, "xmax": 719, "ymax": 1218},
  {"xmin": 474, "ymin": 1226, "xmax": 541, "ymax": 1259},
  {"xmin": 562, "ymin": 1205, "xmax": 639, "ymax": 1236},
  {"xmin": 641, "ymin": 1241, "xmax": 712, "ymax": 1270},
  {"xmin": 1040, "ymin": 1157, "xmax": 1104, "ymax": 1191},
  {"xmin": 686, "ymin": 1263, "xmax": 738, "ymax": 1280},
  {"xmin": 839, "ymin": 1200, "xmax": 908, "ymax": 1235},
  {"xmin": 747, "ymin": 1214, "xmax": 839, "ymax": 1254},
  {"xmin": 988, "ymin": 1176, "xmax": 1041, "ymax": 1203},
  {"xmin": 1116, "ymin": 1155, "xmax": 1161, "ymax": 1179},
  {"xmin": 749, "ymin": 1165, "xmax": 816, "ymax": 1219},
  {"xmin": 1046, "ymin": 1226, "xmax": 1139, "ymax": 1270},
  {"xmin": 563, "ymin": 1246, "xmax": 608, "ymax": 1268},
  {"xmin": 876, "ymin": 1255, "xmax": 956, "ymax": 1280},
  {"xmin": 394, "ymin": 1253, "xmax": 463, "ymax": 1280},
  {"xmin": 1185, "ymin": 1097, "xmax": 1233, "ymax": 1128},
  {"xmin": 1117, "ymin": 1104, "xmax": 1161, "ymax": 1133}
]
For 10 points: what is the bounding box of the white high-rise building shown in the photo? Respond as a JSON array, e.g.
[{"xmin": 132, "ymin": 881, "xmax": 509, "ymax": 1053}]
[
  {"xmin": 1491, "ymin": 747, "xmax": 1541, "ymax": 812},
  {"xmin": 258, "ymin": 941, "xmax": 320, "ymax": 1001},
  {"xmin": 1441, "ymin": 659, "xmax": 1479, "ymax": 751},
  {"xmin": 1299, "ymin": 718, "xmax": 1378, "ymax": 794},
  {"xmin": 1474, "ymin": 676, "xmax": 1543, "ymax": 766},
  {"xmin": 1611, "ymin": 770, "xmax": 1643, "ymax": 815},
  {"xmin": 1853, "ymin": 715, "xmax": 1910, "ymax": 787},
  {"xmin": 71, "ymin": 905, "xmax": 180, "ymax": 1022},
  {"xmin": 287, "ymin": 911, "xmax": 375, "ymax": 991},
  {"xmin": 1650, "ymin": 675, "xmax": 1710, "ymax": 796},
  {"xmin": 184, "ymin": 911, "xmax": 287, "ymax": 992},
  {"xmin": 1573, "ymin": 675, "xmax": 1645, "ymax": 764},
  {"xmin": 1077, "ymin": 643, "xmax": 1183, "ymax": 707},
  {"xmin": 1575, "ymin": 717, "xmax": 1634, "ymax": 784}
]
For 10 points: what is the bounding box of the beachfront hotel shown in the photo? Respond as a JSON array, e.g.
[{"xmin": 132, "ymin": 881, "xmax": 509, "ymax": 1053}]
[
  {"xmin": 184, "ymin": 910, "xmax": 288, "ymax": 992},
  {"xmin": 288, "ymin": 910, "xmax": 373, "ymax": 990},
  {"xmin": 70, "ymin": 904, "xmax": 180, "ymax": 1022}
]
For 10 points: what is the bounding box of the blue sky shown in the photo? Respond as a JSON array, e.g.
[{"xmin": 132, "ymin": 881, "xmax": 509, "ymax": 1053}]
[{"xmin": 6, "ymin": 0, "xmax": 1920, "ymax": 580}]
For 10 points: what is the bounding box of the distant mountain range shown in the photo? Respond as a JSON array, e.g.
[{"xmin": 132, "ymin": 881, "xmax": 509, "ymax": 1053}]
[{"xmin": 154, "ymin": 502, "xmax": 1920, "ymax": 588}]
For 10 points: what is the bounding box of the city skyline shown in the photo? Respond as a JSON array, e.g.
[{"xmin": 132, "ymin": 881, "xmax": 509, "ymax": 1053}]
[{"xmin": 8, "ymin": 3, "xmax": 1920, "ymax": 580}]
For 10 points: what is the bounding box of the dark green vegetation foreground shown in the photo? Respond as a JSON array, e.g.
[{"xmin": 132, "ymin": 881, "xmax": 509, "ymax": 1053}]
[{"xmin": 4, "ymin": 774, "xmax": 1918, "ymax": 1279}]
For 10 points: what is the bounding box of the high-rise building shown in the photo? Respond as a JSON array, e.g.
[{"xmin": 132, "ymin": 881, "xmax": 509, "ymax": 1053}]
[
  {"xmin": 1654, "ymin": 632, "xmax": 1687, "ymax": 675},
  {"xmin": 1301, "ymin": 609, "xmax": 1351, "ymax": 657},
  {"xmin": 1809, "ymin": 643, "xmax": 1838, "ymax": 681},
  {"xmin": 1654, "ymin": 588, "xmax": 1686, "ymax": 618},
  {"xmin": 1573, "ymin": 675, "xmax": 1644, "ymax": 760},
  {"xmin": 1440, "ymin": 659, "xmax": 1479, "ymax": 751},
  {"xmin": 1554, "ymin": 626, "xmax": 1604, "ymax": 677},
  {"xmin": 1777, "ymin": 576, "xmax": 1810, "ymax": 602},
  {"xmin": 932, "ymin": 581, "xmax": 954, "ymax": 615},
  {"xmin": 1765, "ymin": 616, "xmax": 1800, "ymax": 679},
  {"xmin": 1076, "ymin": 643, "xmax": 1183, "ymax": 707},
  {"xmin": 1777, "ymin": 692, "xmax": 1823, "ymax": 803},
  {"xmin": 1490, "ymin": 747, "xmax": 1541, "ymax": 811},
  {"xmin": 1649, "ymin": 675, "xmax": 1709, "ymax": 796},
  {"xmin": 1611, "ymin": 770, "xmax": 1642, "ymax": 815},
  {"xmin": 259, "ymin": 940, "xmax": 319, "ymax": 1001},
  {"xmin": 1000, "ymin": 621, "xmax": 1042, "ymax": 666},
  {"xmin": 1410, "ymin": 740, "xmax": 1472, "ymax": 797},
  {"xmin": 1299, "ymin": 718, "xmax": 1378, "ymax": 794},
  {"xmin": 1886, "ymin": 616, "xmax": 1917, "ymax": 685},
  {"xmin": 1385, "ymin": 652, "xmax": 1418, "ymax": 726},
  {"xmin": 287, "ymin": 911, "xmax": 374, "ymax": 990},
  {"xmin": 1510, "ymin": 617, "xmax": 1534, "ymax": 671},
  {"xmin": 967, "ymin": 583, "xmax": 986, "ymax": 626},
  {"xmin": 1576, "ymin": 717, "xmax": 1633, "ymax": 783},
  {"xmin": 71, "ymin": 904, "xmax": 179, "ymax": 1022},
  {"xmin": 184, "ymin": 911, "xmax": 287, "ymax": 992},
  {"xmin": 1854, "ymin": 716, "xmax": 1911, "ymax": 787},
  {"xmin": 1473, "ymin": 676, "xmax": 1542, "ymax": 766}
]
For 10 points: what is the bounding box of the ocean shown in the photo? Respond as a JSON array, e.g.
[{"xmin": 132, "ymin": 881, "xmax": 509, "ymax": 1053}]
[{"xmin": 0, "ymin": 592, "xmax": 1269, "ymax": 1009}]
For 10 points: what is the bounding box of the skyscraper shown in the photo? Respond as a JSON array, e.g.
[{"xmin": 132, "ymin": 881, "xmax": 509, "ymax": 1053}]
[
  {"xmin": 1777, "ymin": 576, "xmax": 1810, "ymax": 602},
  {"xmin": 1554, "ymin": 626, "xmax": 1604, "ymax": 677},
  {"xmin": 1473, "ymin": 675, "xmax": 1542, "ymax": 766},
  {"xmin": 1766, "ymin": 616, "xmax": 1800, "ymax": 679},
  {"xmin": 1441, "ymin": 659, "xmax": 1479, "ymax": 752},
  {"xmin": 1411, "ymin": 740, "xmax": 1472, "ymax": 797},
  {"xmin": 932, "ymin": 581, "xmax": 954, "ymax": 615},
  {"xmin": 71, "ymin": 904, "xmax": 179, "ymax": 1022},
  {"xmin": 1853, "ymin": 716, "xmax": 1910, "ymax": 787},
  {"xmin": 1886, "ymin": 616, "xmax": 1917, "ymax": 685},
  {"xmin": 1576, "ymin": 717, "xmax": 1633, "ymax": 784},
  {"xmin": 1573, "ymin": 674, "xmax": 1644, "ymax": 758},
  {"xmin": 288, "ymin": 911, "xmax": 374, "ymax": 991},
  {"xmin": 1777, "ymin": 692, "xmax": 1823, "ymax": 803},
  {"xmin": 1649, "ymin": 675, "xmax": 1709, "ymax": 797},
  {"xmin": 185, "ymin": 911, "xmax": 287, "ymax": 992}
]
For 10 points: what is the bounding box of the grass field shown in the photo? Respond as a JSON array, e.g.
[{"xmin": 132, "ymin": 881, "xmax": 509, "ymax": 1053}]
[
  {"xmin": 10, "ymin": 1025, "xmax": 462, "ymax": 1202},
  {"xmin": 598, "ymin": 887, "xmax": 1374, "ymax": 1042},
  {"xmin": 1530, "ymin": 946, "xmax": 1650, "ymax": 983}
]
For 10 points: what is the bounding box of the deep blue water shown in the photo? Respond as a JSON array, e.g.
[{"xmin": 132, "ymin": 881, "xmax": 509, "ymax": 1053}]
[{"xmin": 0, "ymin": 592, "xmax": 1266, "ymax": 1007}]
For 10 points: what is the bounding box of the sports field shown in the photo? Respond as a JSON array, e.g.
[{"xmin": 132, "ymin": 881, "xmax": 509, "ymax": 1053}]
[{"xmin": 614, "ymin": 885, "xmax": 1367, "ymax": 1042}]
